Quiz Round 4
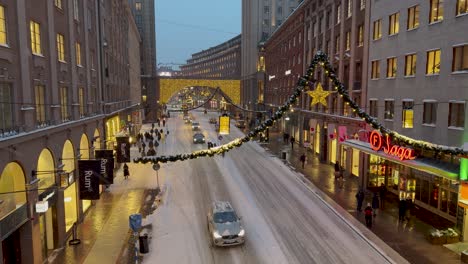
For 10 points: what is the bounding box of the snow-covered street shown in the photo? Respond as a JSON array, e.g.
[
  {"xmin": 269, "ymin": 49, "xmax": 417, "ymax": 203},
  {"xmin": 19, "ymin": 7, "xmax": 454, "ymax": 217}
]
[{"xmin": 136, "ymin": 111, "xmax": 404, "ymax": 264}]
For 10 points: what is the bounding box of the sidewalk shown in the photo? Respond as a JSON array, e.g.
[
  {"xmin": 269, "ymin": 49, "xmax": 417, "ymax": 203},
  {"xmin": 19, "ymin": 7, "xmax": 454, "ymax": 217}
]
[{"xmin": 261, "ymin": 131, "xmax": 461, "ymax": 264}]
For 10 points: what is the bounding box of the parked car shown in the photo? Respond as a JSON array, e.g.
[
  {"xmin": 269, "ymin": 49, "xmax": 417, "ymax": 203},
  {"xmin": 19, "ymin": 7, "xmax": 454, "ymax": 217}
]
[
  {"xmin": 193, "ymin": 133, "xmax": 205, "ymax": 144},
  {"xmin": 235, "ymin": 120, "xmax": 246, "ymax": 128},
  {"xmin": 207, "ymin": 201, "xmax": 245, "ymax": 247},
  {"xmin": 192, "ymin": 122, "xmax": 200, "ymax": 130}
]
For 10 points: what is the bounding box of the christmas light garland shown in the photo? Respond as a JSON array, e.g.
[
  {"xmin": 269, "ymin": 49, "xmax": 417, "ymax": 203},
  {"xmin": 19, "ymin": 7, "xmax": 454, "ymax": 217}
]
[{"xmin": 133, "ymin": 51, "xmax": 467, "ymax": 165}]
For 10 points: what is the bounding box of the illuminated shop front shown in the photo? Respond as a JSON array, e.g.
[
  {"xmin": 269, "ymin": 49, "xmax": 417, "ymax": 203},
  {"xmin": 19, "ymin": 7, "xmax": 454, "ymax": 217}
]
[
  {"xmin": 105, "ymin": 115, "xmax": 121, "ymax": 149},
  {"xmin": 62, "ymin": 140, "xmax": 78, "ymax": 232},
  {"xmin": 314, "ymin": 123, "xmax": 321, "ymax": 154}
]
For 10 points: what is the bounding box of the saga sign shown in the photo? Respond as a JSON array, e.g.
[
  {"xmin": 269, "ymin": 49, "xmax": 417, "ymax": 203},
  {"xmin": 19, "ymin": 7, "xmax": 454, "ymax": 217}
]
[{"xmin": 369, "ymin": 130, "xmax": 417, "ymax": 161}]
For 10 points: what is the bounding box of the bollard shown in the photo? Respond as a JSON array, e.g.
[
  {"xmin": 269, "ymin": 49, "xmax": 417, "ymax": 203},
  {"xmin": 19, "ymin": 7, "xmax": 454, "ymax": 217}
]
[
  {"xmin": 139, "ymin": 234, "xmax": 149, "ymax": 254},
  {"xmin": 69, "ymin": 223, "xmax": 81, "ymax": 245},
  {"xmin": 281, "ymin": 151, "xmax": 287, "ymax": 159}
]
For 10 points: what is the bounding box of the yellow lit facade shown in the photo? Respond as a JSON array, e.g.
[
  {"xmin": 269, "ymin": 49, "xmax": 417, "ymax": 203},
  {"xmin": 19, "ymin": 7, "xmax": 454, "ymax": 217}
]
[
  {"xmin": 57, "ymin": 33, "xmax": 65, "ymax": 62},
  {"xmin": 426, "ymin": 49, "xmax": 441, "ymax": 74},
  {"xmin": 30, "ymin": 21, "xmax": 41, "ymax": 55},
  {"xmin": 64, "ymin": 182, "xmax": 77, "ymax": 232},
  {"xmin": 0, "ymin": 5, "xmax": 6, "ymax": 45},
  {"xmin": 105, "ymin": 115, "xmax": 121, "ymax": 148},
  {"xmin": 75, "ymin": 42, "xmax": 81, "ymax": 66},
  {"xmin": 37, "ymin": 149, "xmax": 55, "ymax": 191},
  {"xmin": 0, "ymin": 162, "xmax": 26, "ymax": 218}
]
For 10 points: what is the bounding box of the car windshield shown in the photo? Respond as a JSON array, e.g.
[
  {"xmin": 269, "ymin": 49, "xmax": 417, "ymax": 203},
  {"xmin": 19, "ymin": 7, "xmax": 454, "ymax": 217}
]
[
  {"xmin": 192, "ymin": 122, "xmax": 199, "ymax": 126},
  {"xmin": 213, "ymin": 211, "xmax": 238, "ymax": 223},
  {"xmin": 194, "ymin": 134, "xmax": 204, "ymax": 138}
]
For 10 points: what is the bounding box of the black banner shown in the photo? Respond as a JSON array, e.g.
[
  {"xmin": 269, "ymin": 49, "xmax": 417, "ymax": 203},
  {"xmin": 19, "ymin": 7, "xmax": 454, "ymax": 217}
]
[
  {"xmin": 95, "ymin": 149, "xmax": 114, "ymax": 185},
  {"xmin": 116, "ymin": 137, "xmax": 130, "ymax": 163},
  {"xmin": 78, "ymin": 160, "xmax": 101, "ymax": 200}
]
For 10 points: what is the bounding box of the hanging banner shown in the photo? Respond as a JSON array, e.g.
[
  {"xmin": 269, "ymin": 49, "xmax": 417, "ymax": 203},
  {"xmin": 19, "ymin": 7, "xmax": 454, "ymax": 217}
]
[
  {"xmin": 116, "ymin": 136, "xmax": 130, "ymax": 163},
  {"xmin": 95, "ymin": 150, "xmax": 115, "ymax": 184},
  {"xmin": 338, "ymin": 126, "xmax": 348, "ymax": 142},
  {"xmin": 219, "ymin": 116, "xmax": 230, "ymax": 135},
  {"xmin": 327, "ymin": 123, "xmax": 336, "ymax": 140},
  {"xmin": 78, "ymin": 160, "xmax": 101, "ymax": 200}
]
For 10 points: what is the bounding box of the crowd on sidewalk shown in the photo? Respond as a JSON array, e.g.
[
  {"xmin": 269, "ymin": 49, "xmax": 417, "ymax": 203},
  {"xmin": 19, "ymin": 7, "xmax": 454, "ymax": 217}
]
[{"xmin": 135, "ymin": 118, "xmax": 170, "ymax": 158}]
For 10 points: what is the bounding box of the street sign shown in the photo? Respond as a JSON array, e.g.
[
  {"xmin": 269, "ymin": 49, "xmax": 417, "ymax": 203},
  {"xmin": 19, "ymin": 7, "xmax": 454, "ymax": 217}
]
[
  {"xmin": 218, "ymin": 135, "xmax": 223, "ymax": 141},
  {"xmin": 152, "ymin": 164, "xmax": 160, "ymax": 171},
  {"xmin": 129, "ymin": 214, "xmax": 142, "ymax": 232}
]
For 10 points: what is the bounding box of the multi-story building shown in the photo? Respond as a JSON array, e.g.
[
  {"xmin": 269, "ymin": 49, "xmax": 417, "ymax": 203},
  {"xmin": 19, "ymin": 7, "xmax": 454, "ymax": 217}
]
[
  {"xmin": 0, "ymin": 1, "xmax": 140, "ymax": 262},
  {"xmin": 241, "ymin": 0, "xmax": 302, "ymax": 110},
  {"xmin": 342, "ymin": 0, "xmax": 467, "ymax": 229},
  {"xmin": 180, "ymin": 34, "xmax": 241, "ymax": 79},
  {"xmin": 128, "ymin": 0, "xmax": 158, "ymax": 120},
  {"xmin": 128, "ymin": 5, "xmax": 143, "ymax": 136}
]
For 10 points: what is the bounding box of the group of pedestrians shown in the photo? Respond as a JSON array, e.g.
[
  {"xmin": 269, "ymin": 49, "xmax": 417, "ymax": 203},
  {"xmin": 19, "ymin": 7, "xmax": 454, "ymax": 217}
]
[
  {"xmin": 135, "ymin": 122, "xmax": 170, "ymax": 157},
  {"xmin": 356, "ymin": 184, "xmax": 387, "ymax": 228}
]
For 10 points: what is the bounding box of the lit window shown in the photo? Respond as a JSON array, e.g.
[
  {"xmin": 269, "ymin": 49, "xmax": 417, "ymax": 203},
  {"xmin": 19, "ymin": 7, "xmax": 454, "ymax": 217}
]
[
  {"xmin": 407, "ymin": 5, "xmax": 419, "ymax": 30},
  {"xmin": 402, "ymin": 101, "xmax": 414, "ymax": 128},
  {"xmin": 75, "ymin": 42, "xmax": 81, "ymax": 66},
  {"xmin": 405, "ymin": 54, "xmax": 416, "ymax": 76},
  {"xmin": 457, "ymin": 0, "xmax": 468, "ymax": 15},
  {"xmin": 369, "ymin": 99, "xmax": 378, "ymax": 118},
  {"xmin": 423, "ymin": 101, "xmax": 437, "ymax": 125},
  {"xmin": 429, "ymin": 0, "xmax": 443, "ymax": 23},
  {"xmin": 452, "ymin": 45, "xmax": 468, "ymax": 72},
  {"xmin": 35, "ymin": 85, "xmax": 46, "ymax": 123},
  {"xmin": 360, "ymin": 0, "xmax": 365, "ymax": 10},
  {"xmin": 387, "ymin": 57, "xmax": 397, "ymax": 78},
  {"xmin": 30, "ymin": 21, "xmax": 42, "ymax": 55},
  {"xmin": 57, "ymin": 34, "xmax": 65, "ymax": 62},
  {"xmin": 336, "ymin": 4, "xmax": 341, "ymax": 24},
  {"xmin": 60, "ymin": 87, "xmax": 68, "ymax": 121},
  {"xmin": 357, "ymin": 25, "xmax": 364, "ymax": 46},
  {"xmin": 135, "ymin": 2, "xmax": 142, "ymax": 11},
  {"xmin": 55, "ymin": 0, "xmax": 62, "ymax": 9},
  {"xmin": 0, "ymin": 5, "xmax": 6, "ymax": 45},
  {"xmin": 73, "ymin": 0, "xmax": 79, "ymax": 20},
  {"xmin": 335, "ymin": 35, "xmax": 340, "ymax": 54},
  {"xmin": 371, "ymin": 60, "xmax": 380, "ymax": 79},
  {"xmin": 347, "ymin": 0, "xmax": 352, "ymax": 18},
  {"xmin": 345, "ymin": 31, "xmax": 350, "ymax": 51},
  {"xmin": 373, "ymin": 19, "xmax": 382, "ymax": 40},
  {"xmin": 389, "ymin": 12, "xmax": 399, "ymax": 35},
  {"xmin": 79, "ymin": 87, "xmax": 85, "ymax": 117},
  {"xmin": 448, "ymin": 102, "xmax": 465, "ymax": 128},
  {"xmin": 384, "ymin": 100, "xmax": 394, "ymax": 120},
  {"xmin": 426, "ymin": 49, "xmax": 441, "ymax": 75}
]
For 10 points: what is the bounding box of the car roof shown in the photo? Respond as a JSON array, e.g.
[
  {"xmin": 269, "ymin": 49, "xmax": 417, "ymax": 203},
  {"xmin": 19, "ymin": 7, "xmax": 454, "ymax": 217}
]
[
  {"xmin": 212, "ymin": 201, "xmax": 234, "ymax": 213},
  {"xmin": 194, "ymin": 132, "xmax": 204, "ymax": 136}
]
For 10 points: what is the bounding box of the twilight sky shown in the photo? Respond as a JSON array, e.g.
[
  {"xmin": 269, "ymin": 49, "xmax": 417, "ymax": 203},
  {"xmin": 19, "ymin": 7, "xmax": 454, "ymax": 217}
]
[{"xmin": 155, "ymin": 0, "xmax": 241, "ymax": 69}]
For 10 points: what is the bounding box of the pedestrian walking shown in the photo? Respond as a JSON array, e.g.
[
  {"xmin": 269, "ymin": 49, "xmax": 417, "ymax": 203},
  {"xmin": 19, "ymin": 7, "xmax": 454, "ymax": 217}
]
[
  {"xmin": 163, "ymin": 118, "xmax": 166, "ymax": 127},
  {"xmin": 398, "ymin": 199, "xmax": 407, "ymax": 221},
  {"xmin": 334, "ymin": 162, "xmax": 341, "ymax": 180},
  {"xmin": 379, "ymin": 183, "xmax": 387, "ymax": 209},
  {"xmin": 405, "ymin": 197, "xmax": 413, "ymax": 221},
  {"xmin": 290, "ymin": 136, "xmax": 295, "ymax": 149},
  {"xmin": 151, "ymin": 123, "xmax": 155, "ymax": 129},
  {"xmin": 157, "ymin": 118, "xmax": 161, "ymax": 127},
  {"xmin": 123, "ymin": 163, "xmax": 130, "ymax": 180},
  {"xmin": 142, "ymin": 141, "xmax": 146, "ymax": 154},
  {"xmin": 356, "ymin": 189, "xmax": 365, "ymax": 212},
  {"xmin": 372, "ymin": 193, "xmax": 380, "ymax": 217},
  {"xmin": 166, "ymin": 129, "xmax": 169, "ymax": 136},
  {"xmin": 364, "ymin": 203, "xmax": 373, "ymax": 228},
  {"xmin": 137, "ymin": 140, "xmax": 142, "ymax": 153},
  {"xmin": 300, "ymin": 153, "xmax": 306, "ymax": 169}
]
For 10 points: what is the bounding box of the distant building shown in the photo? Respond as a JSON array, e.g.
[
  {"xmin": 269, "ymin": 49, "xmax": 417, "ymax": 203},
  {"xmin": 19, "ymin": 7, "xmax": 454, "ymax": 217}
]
[
  {"xmin": 180, "ymin": 34, "xmax": 241, "ymax": 79},
  {"xmin": 157, "ymin": 66, "xmax": 182, "ymax": 77}
]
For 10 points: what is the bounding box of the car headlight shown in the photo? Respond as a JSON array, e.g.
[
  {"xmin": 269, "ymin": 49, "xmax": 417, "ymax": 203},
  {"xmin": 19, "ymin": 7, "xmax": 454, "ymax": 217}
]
[
  {"xmin": 238, "ymin": 229, "xmax": 245, "ymax": 237},
  {"xmin": 193, "ymin": 139, "xmax": 196, "ymax": 142},
  {"xmin": 213, "ymin": 231, "xmax": 222, "ymax": 239}
]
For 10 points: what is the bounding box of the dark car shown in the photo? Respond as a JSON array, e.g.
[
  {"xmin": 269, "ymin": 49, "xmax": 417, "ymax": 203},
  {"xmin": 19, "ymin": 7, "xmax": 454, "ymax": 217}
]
[
  {"xmin": 235, "ymin": 120, "xmax": 246, "ymax": 128},
  {"xmin": 193, "ymin": 133, "xmax": 205, "ymax": 144},
  {"xmin": 209, "ymin": 118, "xmax": 217, "ymax": 124}
]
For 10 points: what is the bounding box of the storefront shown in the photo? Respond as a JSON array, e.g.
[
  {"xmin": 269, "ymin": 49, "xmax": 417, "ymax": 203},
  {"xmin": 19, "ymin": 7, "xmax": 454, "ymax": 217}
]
[
  {"xmin": 105, "ymin": 115, "xmax": 121, "ymax": 149},
  {"xmin": 342, "ymin": 136, "xmax": 460, "ymax": 223},
  {"xmin": 61, "ymin": 140, "xmax": 78, "ymax": 233}
]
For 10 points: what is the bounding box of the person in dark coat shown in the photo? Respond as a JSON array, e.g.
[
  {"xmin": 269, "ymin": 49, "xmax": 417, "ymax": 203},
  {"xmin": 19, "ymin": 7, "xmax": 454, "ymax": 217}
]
[
  {"xmin": 372, "ymin": 193, "xmax": 380, "ymax": 217},
  {"xmin": 364, "ymin": 203, "xmax": 373, "ymax": 228},
  {"xmin": 399, "ymin": 199, "xmax": 407, "ymax": 221},
  {"xmin": 379, "ymin": 183, "xmax": 387, "ymax": 209},
  {"xmin": 356, "ymin": 189, "xmax": 365, "ymax": 212},
  {"xmin": 300, "ymin": 153, "xmax": 306, "ymax": 169},
  {"xmin": 405, "ymin": 197, "xmax": 413, "ymax": 221},
  {"xmin": 290, "ymin": 136, "xmax": 295, "ymax": 149},
  {"xmin": 334, "ymin": 162, "xmax": 342, "ymax": 180},
  {"xmin": 123, "ymin": 163, "xmax": 130, "ymax": 180}
]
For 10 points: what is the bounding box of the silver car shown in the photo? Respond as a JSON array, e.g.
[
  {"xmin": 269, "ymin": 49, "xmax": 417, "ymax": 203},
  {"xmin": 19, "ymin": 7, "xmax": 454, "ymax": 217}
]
[{"xmin": 207, "ymin": 201, "xmax": 245, "ymax": 247}]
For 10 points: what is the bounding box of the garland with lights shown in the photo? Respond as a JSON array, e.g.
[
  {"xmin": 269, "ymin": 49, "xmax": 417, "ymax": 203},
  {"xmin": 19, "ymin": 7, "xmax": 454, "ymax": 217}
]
[{"xmin": 133, "ymin": 51, "xmax": 467, "ymax": 165}]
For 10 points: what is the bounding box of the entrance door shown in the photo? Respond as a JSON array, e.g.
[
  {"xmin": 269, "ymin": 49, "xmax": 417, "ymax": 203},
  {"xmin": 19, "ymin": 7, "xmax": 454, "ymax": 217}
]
[{"xmin": 2, "ymin": 229, "xmax": 21, "ymax": 263}]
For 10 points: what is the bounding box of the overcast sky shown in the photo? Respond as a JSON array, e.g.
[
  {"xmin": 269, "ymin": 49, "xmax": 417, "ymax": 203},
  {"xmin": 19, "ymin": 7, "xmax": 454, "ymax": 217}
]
[{"xmin": 155, "ymin": 0, "xmax": 241, "ymax": 69}]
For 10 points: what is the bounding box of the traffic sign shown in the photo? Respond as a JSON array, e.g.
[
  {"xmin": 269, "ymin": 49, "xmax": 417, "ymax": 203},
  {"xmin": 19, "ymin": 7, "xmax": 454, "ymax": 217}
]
[
  {"xmin": 218, "ymin": 135, "xmax": 223, "ymax": 141},
  {"xmin": 152, "ymin": 164, "xmax": 160, "ymax": 171}
]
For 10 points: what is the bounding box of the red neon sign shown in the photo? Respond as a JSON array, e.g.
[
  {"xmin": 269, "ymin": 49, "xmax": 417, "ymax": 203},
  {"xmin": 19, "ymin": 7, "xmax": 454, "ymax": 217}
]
[{"xmin": 369, "ymin": 130, "xmax": 417, "ymax": 161}]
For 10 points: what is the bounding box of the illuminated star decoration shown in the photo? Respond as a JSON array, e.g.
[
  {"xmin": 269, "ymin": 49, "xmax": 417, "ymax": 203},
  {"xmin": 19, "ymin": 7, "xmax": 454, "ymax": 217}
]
[{"xmin": 306, "ymin": 83, "xmax": 332, "ymax": 106}]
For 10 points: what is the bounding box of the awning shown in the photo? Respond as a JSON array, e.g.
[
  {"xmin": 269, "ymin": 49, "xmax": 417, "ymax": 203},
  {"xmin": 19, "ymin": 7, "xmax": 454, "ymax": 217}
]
[{"xmin": 342, "ymin": 139, "xmax": 459, "ymax": 180}]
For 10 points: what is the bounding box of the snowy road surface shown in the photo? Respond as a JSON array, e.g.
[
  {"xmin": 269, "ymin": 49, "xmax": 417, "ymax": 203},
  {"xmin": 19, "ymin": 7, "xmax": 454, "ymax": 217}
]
[{"xmin": 138, "ymin": 111, "xmax": 405, "ymax": 264}]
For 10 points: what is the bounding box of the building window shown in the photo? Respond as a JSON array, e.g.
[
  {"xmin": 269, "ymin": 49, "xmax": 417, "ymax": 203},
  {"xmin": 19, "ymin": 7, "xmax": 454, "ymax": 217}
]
[
  {"xmin": 371, "ymin": 60, "xmax": 380, "ymax": 79},
  {"xmin": 426, "ymin": 49, "xmax": 441, "ymax": 75},
  {"xmin": 407, "ymin": 5, "xmax": 419, "ymax": 30},
  {"xmin": 389, "ymin": 12, "xmax": 399, "ymax": 35},
  {"xmin": 57, "ymin": 34, "xmax": 65, "ymax": 62},
  {"xmin": 457, "ymin": 0, "xmax": 468, "ymax": 15},
  {"xmin": 277, "ymin": 19, "xmax": 282, "ymax": 26},
  {"xmin": 384, "ymin": 100, "xmax": 394, "ymax": 120},
  {"xmin": 335, "ymin": 35, "xmax": 340, "ymax": 54},
  {"xmin": 373, "ymin": 19, "xmax": 382, "ymax": 40},
  {"xmin": 347, "ymin": 0, "xmax": 352, "ymax": 18},
  {"xmin": 135, "ymin": 2, "xmax": 142, "ymax": 11},
  {"xmin": 448, "ymin": 102, "xmax": 465, "ymax": 128},
  {"xmin": 73, "ymin": 0, "xmax": 79, "ymax": 20},
  {"xmin": 60, "ymin": 87, "xmax": 68, "ymax": 121},
  {"xmin": 452, "ymin": 45, "xmax": 468, "ymax": 72},
  {"xmin": 402, "ymin": 100, "xmax": 414, "ymax": 128},
  {"xmin": 430, "ymin": 0, "xmax": 443, "ymax": 23},
  {"xmin": 387, "ymin": 57, "xmax": 397, "ymax": 78},
  {"xmin": 0, "ymin": 83, "xmax": 13, "ymax": 130},
  {"xmin": 423, "ymin": 101, "xmax": 437, "ymax": 125},
  {"xmin": 30, "ymin": 21, "xmax": 42, "ymax": 55},
  {"xmin": 0, "ymin": 5, "xmax": 6, "ymax": 45},
  {"xmin": 263, "ymin": 19, "xmax": 269, "ymax": 26},
  {"xmin": 277, "ymin": 6, "xmax": 283, "ymax": 16},
  {"xmin": 360, "ymin": 0, "xmax": 365, "ymax": 10},
  {"xmin": 75, "ymin": 42, "xmax": 81, "ymax": 66},
  {"xmin": 55, "ymin": 0, "xmax": 62, "ymax": 9},
  {"xmin": 35, "ymin": 85, "xmax": 46, "ymax": 123},
  {"xmin": 405, "ymin": 54, "xmax": 416, "ymax": 76},
  {"xmin": 369, "ymin": 99, "xmax": 378, "ymax": 118},
  {"xmin": 345, "ymin": 31, "xmax": 350, "ymax": 51},
  {"xmin": 357, "ymin": 25, "xmax": 363, "ymax": 46},
  {"xmin": 336, "ymin": 4, "xmax": 341, "ymax": 24},
  {"xmin": 264, "ymin": 6, "xmax": 270, "ymax": 14},
  {"xmin": 79, "ymin": 87, "xmax": 85, "ymax": 117}
]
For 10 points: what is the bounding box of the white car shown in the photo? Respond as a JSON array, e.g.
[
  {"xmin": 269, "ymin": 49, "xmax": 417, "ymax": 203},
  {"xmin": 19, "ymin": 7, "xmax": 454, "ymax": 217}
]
[
  {"xmin": 207, "ymin": 201, "xmax": 245, "ymax": 247},
  {"xmin": 191, "ymin": 122, "xmax": 200, "ymax": 130}
]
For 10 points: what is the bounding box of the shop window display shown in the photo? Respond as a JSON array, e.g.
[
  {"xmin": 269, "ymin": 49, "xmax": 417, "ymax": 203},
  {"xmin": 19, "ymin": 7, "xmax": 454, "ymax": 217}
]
[
  {"xmin": 421, "ymin": 180, "xmax": 430, "ymax": 204},
  {"xmin": 449, "ymin": 192, "xmax": 457, "ymax": 216},
  {"xmin": 440, "ymin": 189, "xmax": 448, "ymax": 212},
  {"xmin": 368, "ymin": 155, "xmax": 386, "ymax": 188},
  {"xmin": 430, "ymin": 183, "xmax": 439, "ymax": 208}
]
